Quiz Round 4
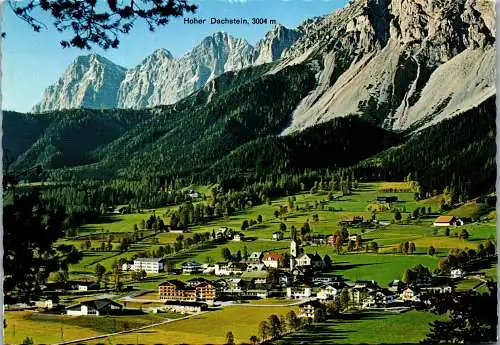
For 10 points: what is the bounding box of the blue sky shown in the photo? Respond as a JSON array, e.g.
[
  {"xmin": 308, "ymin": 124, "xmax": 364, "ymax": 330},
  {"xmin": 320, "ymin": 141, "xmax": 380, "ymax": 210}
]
[{"xmin": 2, "ymin": 0, "xmax": 347, "ymax": 112}]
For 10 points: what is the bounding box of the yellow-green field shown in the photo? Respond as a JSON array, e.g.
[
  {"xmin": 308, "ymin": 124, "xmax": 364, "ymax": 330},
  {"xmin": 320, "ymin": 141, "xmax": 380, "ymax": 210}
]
[
  {"xmin": 94, "ymin": 305, "xmax": 297, "ymax": 345},
  {"xmin": 16, "ymin": 181, "xmax": 494, "ymax": 344}
]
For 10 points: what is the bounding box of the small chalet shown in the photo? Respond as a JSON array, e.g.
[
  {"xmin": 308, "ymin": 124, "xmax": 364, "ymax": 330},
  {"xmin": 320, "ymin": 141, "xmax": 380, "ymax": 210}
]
[
  {"xmin": 262, "ymin": 253, "xmax": 283, "ymax": 268},
  {"xmin": 311, "ymin": 234, "xmax": 327, "ymax": 245},
  {"xmin": 248, "ymin": 252, "xmax": 263, "ymax": 263},
  {"xmin": 341, "ymin": 215, "xmax": 363, "ymax": 225},
  {"xmin": 246, "ymin": 262, "xmax": 266, "ymax": 272},
  {"xmin": 451, "ymin": 268, "xmax": 465, "ymax": 279},
  {"xmin": 76, "ymin": 282, "xmax": 99, "ymax": 292},
  {"xmin": 388, "ymin": 280, "xmax": 404, "ymax": 293},
  {"xmin": 433, "ymin": 215, "xmax": 463, "ymax": 227},
  {"xmin": 66, "ymin": 299, "xmax": 123, "ymax": 316},
  {"xmin": 354, "ymin": 280, "xmax": 380, "ymax": 290},
  {"xmin": 297, "ymin": 300, "xmax": 323, "ymax": 320},
  {"xmin": 312, "ymin": 276, "xmax": 341, "ymax": 285},
  {"xmin": 401, "ymin": 287, "xmax": 419, "ymax": 302},
  {"xmin": 181, "ymin": 261, "xmax": 202, "ymax": 274},
  {"xmin": 215, "ymin": 262, "xmax": 230, "ymax": 276},
  {"xmin": 287, "ymin": 284, "xmax": 313, "ymax": 299},
  {"xmin": 317, "ymin": 284, "xmax": 341, "ymax": 300},
  {"xmin": 233, "ymin": 233, "xmax": 245, "ymax": 241},
  {"xmin": 363, "ymin": 289, "xmax": 395, "ymax": 308},
  {"xmin": 295, "ymin": 253, "xmax": 325, "ymax": 270},
  {"xmin": 186, "ymin": 189, "xmax": 202, "ymax": 199}
]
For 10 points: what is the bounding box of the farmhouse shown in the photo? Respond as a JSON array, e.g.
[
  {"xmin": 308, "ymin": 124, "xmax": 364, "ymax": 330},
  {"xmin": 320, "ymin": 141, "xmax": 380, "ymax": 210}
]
[
  {"xmin": 341, "ymin": 215, "xmax": 363, "ymax": 225},
  {"xmin": 363, "ymin": 289, "xmax": 395, "ymax": 308},
  {"xmin": 451, "ymin": 268, "xmax": 465, "ymax": 279},
  {"xmin": 133, "ymin": 258, "xmax": 164, "ymax": 273},
  {"xmin": 287, "ymin": 284, "xmax": 313, "ymax": 299},
  {"xmin": 232, "ymin": 233, "xmax": 245, "ymax": 241},
  {"xmin": 66, "ymin": 299, "xmax": 123, "ymax": 316},
  {"xmin": 262, "ymin": 253, "xmax": 283, "ymax": 268},
  {"xmin": 181, "ymin": 261, "xmax": 202, "ymax": 274},
  {"xmin": 401, "ymin": 287, "xmax": 419, "ymax": 302},
  {"xmin": 317, "ymin": 284, "xmax": 341, "ymax": 300},
  {"xmin": 297, "ymin": 300, "xmax": 323, "ymax": 320},
  {"xmin": 248, "ymin": 252, "xmax": 263, "ymax": 263},
  {"xmin": 433, "ymin": 215, "xmax": 463, "ymax": 227},
  {"xmin": 295, "ymin": 253, "xmax": 325, "ymax": 270}
]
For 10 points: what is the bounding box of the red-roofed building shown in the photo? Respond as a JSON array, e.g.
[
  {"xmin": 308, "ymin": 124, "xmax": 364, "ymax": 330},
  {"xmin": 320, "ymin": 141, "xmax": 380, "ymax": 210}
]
[
  {"xmin": 433, "ymin": 215, "xmax": 462, "ymax": 227},
  {"xmin": 262, "ymin": 253, "xmax": 283, "ymax": 269}
]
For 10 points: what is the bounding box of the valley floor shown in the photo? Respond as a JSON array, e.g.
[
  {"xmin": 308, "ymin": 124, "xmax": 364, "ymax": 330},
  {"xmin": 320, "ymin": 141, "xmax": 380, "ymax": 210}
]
[{"xmin": 5, "ymin": 182, "xmax": 497, "ymax": 344}]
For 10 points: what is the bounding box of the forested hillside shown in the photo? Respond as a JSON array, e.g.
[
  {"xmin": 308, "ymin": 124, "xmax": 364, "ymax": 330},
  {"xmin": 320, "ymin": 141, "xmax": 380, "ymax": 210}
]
[
  {"xmin": 355, "ymin": 96, "xmax": 497, "ymax": 200},
  {"xmin": 8, "ymin": 109, "xmax": 150, "ymax": 172},
  {"xmin": 41, "ymin": 63, "xmax": 316, "ymax": 181}
]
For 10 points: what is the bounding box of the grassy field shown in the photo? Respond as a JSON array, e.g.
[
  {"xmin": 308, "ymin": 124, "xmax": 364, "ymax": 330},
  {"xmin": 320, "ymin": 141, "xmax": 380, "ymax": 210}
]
[
  {"xmin": 63, "ymin": 181, "xmax": 495, "ymax": 287},
  {"xmin": 278, "ymin": 310, "xmax": 441, "ymax": 344},
  {"xmin": 4, "ymin": 311, "xmax": 173, "ymax": 344},
  {"xmin": 19, "ymin": 181, "xmax": 494, "ymax": 344},
  {"xmin": 94, "ymin": 305, "xmax": 297, "ymax": 345}
]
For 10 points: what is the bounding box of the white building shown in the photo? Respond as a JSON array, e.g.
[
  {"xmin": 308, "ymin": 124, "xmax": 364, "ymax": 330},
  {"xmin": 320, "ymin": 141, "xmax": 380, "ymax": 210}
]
[
  {"xmin": 262, "ymin": 253, "xmax": 283, "ymax": 269},
  {"xmin": 451, "ymin": 268, "xmax": 465, "ymax": 279},
  {"xmin": 66, "ymin": 299, "xmax": 122, "ymax": 316},
  {"xmin": 133, "ymin": 258, "xmax": 164, "ymax": 273},
  {"xmin": 181, "ymin": 261, "xmax": 202, "ymax": 274},
  {"xmin": 296, "ymin": 253, "xmax": 324, "ymax": 270},
  {"xmin": 215, "ymin": 262, "xmax": 230, "ymax": 276},
  {"xmin": 286, "ymin": 286, "xmax": 313, "ymax": 299},
  {"xmin": 317, "ymin": 285, "xmax": 340, "ymax": 300}
]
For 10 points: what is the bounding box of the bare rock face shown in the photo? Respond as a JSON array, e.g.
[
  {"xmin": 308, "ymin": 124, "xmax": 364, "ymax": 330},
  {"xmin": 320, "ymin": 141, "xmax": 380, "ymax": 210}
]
[
  {"xmin": 254, "ymin": 24, "xmax": 303, "ymax": 65},
  {"xmin": 33, "ymin": 28, "xmax": 301, "ymax": 111},
  {"xmin": 279, "ymin": 0, "xmax": 496, "ymax": 134},
  {"xmin": 32, "ymin": 55, "xmax": 126, "ymax": 112},
  {"xmin": 118, "ymin": 32, "xmax": 256, "ymax": 108}
]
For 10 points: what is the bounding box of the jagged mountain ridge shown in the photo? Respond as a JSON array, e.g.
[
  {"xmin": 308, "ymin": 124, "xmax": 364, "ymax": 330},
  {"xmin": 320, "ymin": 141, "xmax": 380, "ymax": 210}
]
[
  {"xmin": 276, "ymin": 0, "xmax": 495, "ymax": 133},
  {"xmin": 32, "ymin": 25, "xmax": 303, "ymax": 112},
  {"xmin": 29, "ymin": 0, "xmax": 497, "ymax": 134}
]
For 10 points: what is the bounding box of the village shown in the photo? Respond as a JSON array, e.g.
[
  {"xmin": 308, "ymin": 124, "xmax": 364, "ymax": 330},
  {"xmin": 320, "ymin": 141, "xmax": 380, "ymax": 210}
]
[{"xmin": 4, "ymin": 183, "xmax": 497, "ymax": 344}]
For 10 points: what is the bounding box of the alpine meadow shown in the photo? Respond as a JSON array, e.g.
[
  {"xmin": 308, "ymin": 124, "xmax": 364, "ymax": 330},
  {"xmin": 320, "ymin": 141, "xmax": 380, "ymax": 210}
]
[{"xmin": 3, "ymin": 0, "xmax": 497, "ymax": 344}]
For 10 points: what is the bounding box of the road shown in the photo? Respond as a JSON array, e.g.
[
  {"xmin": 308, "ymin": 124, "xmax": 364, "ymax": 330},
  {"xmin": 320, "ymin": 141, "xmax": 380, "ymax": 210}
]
[{"xmin": 52, "ymin": 311, "xmax": 208, "ymax": 345}]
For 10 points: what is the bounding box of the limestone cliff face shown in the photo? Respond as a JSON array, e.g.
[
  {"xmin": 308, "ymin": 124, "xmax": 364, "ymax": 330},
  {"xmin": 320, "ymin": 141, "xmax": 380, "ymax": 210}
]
[
  {"xmin": 32, "ymin": 54, "xmax": 126, "ymax": 112},
  {"xmin": 117, "ymin": 33, "xmax": 256, "ymax": 108},
  {"xmin": 254, "ymin": 24, "xmax": 303, "ymax": 65},
  {"xmin": 33, "ymin": 28, "xmax": 300, "ymax": 111},
  {"xmin": 279, "ymin": 0, "xmax": 496, "ymax": 134}
]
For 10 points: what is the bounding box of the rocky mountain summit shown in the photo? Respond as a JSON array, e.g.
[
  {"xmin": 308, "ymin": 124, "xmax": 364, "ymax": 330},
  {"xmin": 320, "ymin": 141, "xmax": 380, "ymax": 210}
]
[
  {"xmin": 32, "ymin": 54, "xmax": 126, "ymax": 112},
  {"xmin": 33, "ymin": 26, "xmax": 302, "ymax": 112},
  {"xmin": 32, "ymin": 0, "xmax": 495, "ymax": 135}
]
